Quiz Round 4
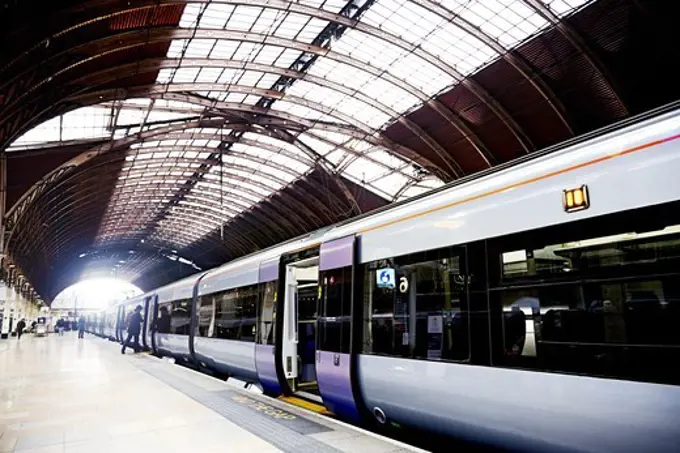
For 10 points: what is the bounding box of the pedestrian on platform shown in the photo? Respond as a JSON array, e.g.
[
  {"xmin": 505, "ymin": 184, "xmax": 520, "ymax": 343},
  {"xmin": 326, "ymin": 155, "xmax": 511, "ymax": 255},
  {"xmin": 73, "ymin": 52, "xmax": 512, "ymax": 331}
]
[
  {"xmin": 77, "ymin": 316, "xmax": 86, "ymax": 339},
  {"xmin": 16, "ymin": 318, "xmax": 26, "ymax": 340},
  {"xmin": 121, "ymin": 305, "xmax": 143, "ymax": 354}
]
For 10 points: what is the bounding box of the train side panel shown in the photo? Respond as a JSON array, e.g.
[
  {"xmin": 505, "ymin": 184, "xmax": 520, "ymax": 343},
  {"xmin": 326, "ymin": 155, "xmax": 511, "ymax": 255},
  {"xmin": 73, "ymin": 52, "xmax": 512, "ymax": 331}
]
[
  {"xmin": 354, "ymin": 113, "xmax": 680, "ymax": 263},
  {"xmin": 357, "ymin": 355, "xmax": 680, "ymax": 453},
  {"xmin": 193, "ymin": 337, "xmax": 258, "ymax": 381}
]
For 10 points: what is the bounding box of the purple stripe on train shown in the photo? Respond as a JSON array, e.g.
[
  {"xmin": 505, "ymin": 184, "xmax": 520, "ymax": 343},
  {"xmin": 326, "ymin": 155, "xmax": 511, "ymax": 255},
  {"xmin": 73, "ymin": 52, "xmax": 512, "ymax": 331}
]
[
  {"xmin": 319, "ymin": 235, "xmax": 354, "ymax": 271},
  {"xmin": 259, "ymin": 259, "xmax": 279, "ymax": 283},
  {"xmin": 317, "ymin": 351, "xmax": 361, "ymax": 421},
  {"xmin": 255, "ymin": 344, "xmax": 281, "ymax": 395}
]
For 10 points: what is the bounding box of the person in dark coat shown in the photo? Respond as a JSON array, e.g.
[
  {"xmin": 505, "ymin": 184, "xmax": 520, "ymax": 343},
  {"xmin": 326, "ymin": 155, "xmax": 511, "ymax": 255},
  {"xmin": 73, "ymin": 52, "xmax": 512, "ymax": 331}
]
[
  {"xmin": 156, "ymin": 306, "xmax": 171, "ymax": 334},
  {"xmin": 121, "ymin": 305, "xmax": 143, "ymax": 354},
  {"xmin": 77, "ymin": 316, "xmax": 86, "ymax": 339},
  {"xmin": 16, "ymin": 319, "xmax": 26, "ymax": 340}
]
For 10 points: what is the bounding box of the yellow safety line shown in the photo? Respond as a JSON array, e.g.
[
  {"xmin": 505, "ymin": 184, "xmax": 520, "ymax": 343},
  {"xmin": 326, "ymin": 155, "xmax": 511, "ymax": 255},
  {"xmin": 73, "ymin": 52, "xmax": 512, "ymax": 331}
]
[{"xmin": 278, "ymin": 396, "xmax": 333, "ymax": 416}]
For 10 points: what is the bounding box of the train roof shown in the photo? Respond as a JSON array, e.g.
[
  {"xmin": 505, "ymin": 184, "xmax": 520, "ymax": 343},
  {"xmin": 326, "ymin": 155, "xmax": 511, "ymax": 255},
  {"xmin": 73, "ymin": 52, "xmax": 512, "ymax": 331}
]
[{"xmin": 135, "ymin": 103, "xmax": 680, "ymax": 299}]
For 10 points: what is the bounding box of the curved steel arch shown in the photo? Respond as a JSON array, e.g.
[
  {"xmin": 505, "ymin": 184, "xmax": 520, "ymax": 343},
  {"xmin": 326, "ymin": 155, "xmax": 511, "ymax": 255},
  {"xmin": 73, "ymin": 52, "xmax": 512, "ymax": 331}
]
[
  {"xmin": 7, "ymin": 96, "xmax": 429, "ymax": 241},
  {"xmin": 16, "ymin": 170, "xmax": 305, "ymax": 257},
  {"xmin": 69, "ymin": 88, "xmax": 430, "ymax": 166},
  {"xmin": 4, "ymin": 27, "xmax": 495, "ymax": 170},
  {"xmin": 412, "ymin": 0, "xmax": 573, "ymax": 136},
  {"xmin": 521, "ymin": 0, "xmax": 627, "ymax": 116},
  {"xmin": 69, "ymin": 58, "xmax": 466, "ymax": 176},
  {"xmin": 18, "ymin": 85, "xmax": 441, "ymax": 183},
  {"xmin": 9, "ymin": 150, "xmax": 334, "ymax": 262},
  {"xmin": 5, "ymin": 0, "xmax": 527, "ymax": 157},
  {"xmin": 24, "ymin": 90, "xmax": 426, "ymax": 221}
]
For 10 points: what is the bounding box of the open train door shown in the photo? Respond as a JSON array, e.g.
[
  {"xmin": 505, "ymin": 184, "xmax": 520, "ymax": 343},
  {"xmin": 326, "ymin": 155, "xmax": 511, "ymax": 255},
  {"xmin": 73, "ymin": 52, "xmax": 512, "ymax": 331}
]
[
  {"xmin": 316, "ymin": 235, "xmax": 362, "ymax": 422},
  {"xmin": 255, "ymin": 258, "xmax": 282, "ymax": 396},
  {"xmin": 146, "ymin": 295, "xmax": 158, "ymax": 354},
  {"xmin": 142, "ymin": 294, "xmax": 156, "ymax": 351}
]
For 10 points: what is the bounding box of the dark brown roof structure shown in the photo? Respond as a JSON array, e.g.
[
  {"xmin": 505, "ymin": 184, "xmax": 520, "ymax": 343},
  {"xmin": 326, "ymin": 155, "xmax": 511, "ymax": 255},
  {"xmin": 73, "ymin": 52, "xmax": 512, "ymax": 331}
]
[{"xmin": 1, "ymin": 0, "xmax": 678, "ymax": 303}]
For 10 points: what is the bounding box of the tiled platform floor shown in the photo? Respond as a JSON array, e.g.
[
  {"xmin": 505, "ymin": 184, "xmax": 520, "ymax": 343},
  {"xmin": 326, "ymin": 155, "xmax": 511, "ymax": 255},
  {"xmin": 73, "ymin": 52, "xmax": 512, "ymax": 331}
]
[{"xmin": 0, "ymin": 332, "xmax": 423, "ymax": 453}]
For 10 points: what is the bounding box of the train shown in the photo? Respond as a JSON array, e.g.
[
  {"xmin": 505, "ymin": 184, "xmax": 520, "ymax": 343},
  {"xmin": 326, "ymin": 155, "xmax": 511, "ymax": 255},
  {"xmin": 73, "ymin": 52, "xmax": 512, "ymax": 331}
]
[{"xmin": 87, "ymin": 104, "xmax": 680, "ymax": 453}]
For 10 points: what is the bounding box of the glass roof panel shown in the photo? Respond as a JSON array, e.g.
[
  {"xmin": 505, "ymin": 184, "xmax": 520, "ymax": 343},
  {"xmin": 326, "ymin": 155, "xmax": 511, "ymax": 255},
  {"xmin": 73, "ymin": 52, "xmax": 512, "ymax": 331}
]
[
  {"xmin": 11, "ymin": 0, "xmax": 594, "ymax": 253},
  {"xmin": 199, "ymin": 3, "xmax": 234, "ymax": 29}
]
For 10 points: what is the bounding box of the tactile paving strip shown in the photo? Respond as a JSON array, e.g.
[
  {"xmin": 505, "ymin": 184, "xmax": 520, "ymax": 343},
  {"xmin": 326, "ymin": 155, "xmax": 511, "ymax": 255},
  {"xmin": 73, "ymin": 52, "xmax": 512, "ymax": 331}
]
[{"xmin": 136, "ymin": 361, "xmax": 341, "ymax": 453}]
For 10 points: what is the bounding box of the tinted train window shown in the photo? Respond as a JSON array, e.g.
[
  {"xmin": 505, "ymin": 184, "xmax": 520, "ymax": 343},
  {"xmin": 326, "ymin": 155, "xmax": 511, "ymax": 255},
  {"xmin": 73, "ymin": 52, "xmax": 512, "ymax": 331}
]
[
  {"xmin": 205, "ymin": 285, "xmax": 258, "ymax": 342},
  {"xmin": 493, "ymin": 216, "xmax": 680, "ymax": 384},
  {"xmin": 171, "ymin": 299, "xmax": 192, "ymax": 335},
  {"xmin": 155, "ymin": 303, "xmax": 172, "ymax": 334},
  {"xmin": 195, "ymin": 295, "xmax": 215, "ymax": 338},
  {"xmin": 239, "ymin": 286, "xmax": 258, "ymax": 342},
  {"xmin": 363, "ymin": 247, "xmax": 470, "ymax": 362},
  {"xmin": 318, "ymin": 267, "xmax": 352, "ymax": 353},
  {"xmin": 214, "ymin": 290, "xmax": 241, "ymax": 340},
  {"xmin": 257, "ymin": 281, "xmax": 277, "ymax": 345}
]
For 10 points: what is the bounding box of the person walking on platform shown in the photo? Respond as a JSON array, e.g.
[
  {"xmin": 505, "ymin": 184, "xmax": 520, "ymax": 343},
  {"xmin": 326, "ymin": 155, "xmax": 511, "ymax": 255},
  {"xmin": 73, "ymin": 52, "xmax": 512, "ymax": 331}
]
[
  {"xmin": 77, "ymin": 316, "xmax": 86, "ymax": 339},
  {"xmin": 121, "ymin": 305, "xmax": 143, "ymax": 354},
  {"xmin": 55, "ymin": 319, "xmax": 64, "ymax": 336},
  {"xmin": 16, "ymin": 319, "xmax": 26, "ymax": 340}
]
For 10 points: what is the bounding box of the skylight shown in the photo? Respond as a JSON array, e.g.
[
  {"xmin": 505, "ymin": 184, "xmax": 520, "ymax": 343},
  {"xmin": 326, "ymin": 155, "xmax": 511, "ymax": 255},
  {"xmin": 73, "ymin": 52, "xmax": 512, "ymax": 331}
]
[{"xmin": 9, "ymin": 0, "xmax": 592, "ymax": 252}]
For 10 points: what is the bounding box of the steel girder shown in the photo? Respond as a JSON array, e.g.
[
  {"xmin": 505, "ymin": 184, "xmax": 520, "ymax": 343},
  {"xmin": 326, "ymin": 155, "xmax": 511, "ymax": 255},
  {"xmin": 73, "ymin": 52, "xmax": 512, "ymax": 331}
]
[
  {"xmin": 1, "ymin": 19, "xmax": 522, "ymax": 170},
  {"xmin": 521, "ymin": 0, "xmax": 628, "ymax": 116}
]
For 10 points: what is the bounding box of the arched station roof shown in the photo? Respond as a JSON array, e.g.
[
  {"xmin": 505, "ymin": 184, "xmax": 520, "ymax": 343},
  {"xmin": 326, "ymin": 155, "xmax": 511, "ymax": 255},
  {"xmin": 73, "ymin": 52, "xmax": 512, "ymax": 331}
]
[{"xmin": 0, "ymin": 0, "xmax": 678, "ymax": 302}]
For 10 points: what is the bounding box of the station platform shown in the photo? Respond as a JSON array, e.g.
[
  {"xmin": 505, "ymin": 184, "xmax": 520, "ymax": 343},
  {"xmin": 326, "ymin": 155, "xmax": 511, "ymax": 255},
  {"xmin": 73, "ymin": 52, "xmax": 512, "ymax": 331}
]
[{"xmin": 0, "ymin": 333, "xmax": 425, "ymax": 453}]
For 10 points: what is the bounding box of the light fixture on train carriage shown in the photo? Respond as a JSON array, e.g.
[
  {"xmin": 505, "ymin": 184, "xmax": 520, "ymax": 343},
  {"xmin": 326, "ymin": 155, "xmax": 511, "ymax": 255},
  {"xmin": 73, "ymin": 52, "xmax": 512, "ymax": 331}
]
[{"xmin": 563, "ymin": 185, "xmax": 590, "ymax": 212}]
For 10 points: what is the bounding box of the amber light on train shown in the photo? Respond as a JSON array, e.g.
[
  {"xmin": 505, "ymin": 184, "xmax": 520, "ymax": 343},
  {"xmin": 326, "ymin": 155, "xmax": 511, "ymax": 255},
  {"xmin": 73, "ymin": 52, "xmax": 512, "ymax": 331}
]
[{"xmin": 563, "ymin": 185, "xmax": 590, "ymax": 212}]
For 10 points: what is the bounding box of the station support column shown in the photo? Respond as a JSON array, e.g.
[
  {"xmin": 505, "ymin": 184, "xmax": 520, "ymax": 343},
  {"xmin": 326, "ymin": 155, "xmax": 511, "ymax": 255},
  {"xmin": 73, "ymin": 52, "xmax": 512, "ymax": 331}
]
[{"xmin": 0, "ymin": 151, "xmax": 6, "ymax": 338}]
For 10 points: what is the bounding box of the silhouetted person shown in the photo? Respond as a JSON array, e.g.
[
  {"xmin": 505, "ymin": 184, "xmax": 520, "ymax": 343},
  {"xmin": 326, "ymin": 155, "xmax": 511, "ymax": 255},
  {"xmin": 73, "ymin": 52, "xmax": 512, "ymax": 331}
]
[
  {"xmin": 156, "ymin": 306, "xmax": 171, "ymax": 334},
  {"xmin": 77, "ymin": 316, "xmax": 86, "ymax": 339},
  {"xmin": 121, "ymin": 305, "xmax": 143, "ymax": 354},
  {"xmin": 16, "ymin": 319, "xmax": 26, "ymax": 340}
]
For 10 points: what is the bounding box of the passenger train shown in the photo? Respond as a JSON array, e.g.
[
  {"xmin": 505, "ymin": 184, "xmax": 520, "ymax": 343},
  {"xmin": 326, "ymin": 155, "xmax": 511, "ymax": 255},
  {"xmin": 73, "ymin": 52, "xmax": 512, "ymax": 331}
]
[{"xmin": 87, "ymin": 104, "xmax": 680, "ymax": 452}]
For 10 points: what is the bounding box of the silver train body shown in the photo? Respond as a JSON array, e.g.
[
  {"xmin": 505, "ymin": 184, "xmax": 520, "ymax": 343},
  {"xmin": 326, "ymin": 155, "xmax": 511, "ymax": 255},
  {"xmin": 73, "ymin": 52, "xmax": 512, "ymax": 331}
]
[{"xmin": 105, "ymin": 106, "xmax": 680, "ymax": 452}]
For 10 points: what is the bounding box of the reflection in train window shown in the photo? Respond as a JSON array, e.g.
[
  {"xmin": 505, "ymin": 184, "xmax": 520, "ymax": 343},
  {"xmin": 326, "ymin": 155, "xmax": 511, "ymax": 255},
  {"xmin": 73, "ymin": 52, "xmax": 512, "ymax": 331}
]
[
  {"xmin": 495, "ymin": 219, "xmax": 680, "ymax": 384},
  {"xmin": 171, "ymin": 299, "xmax": 191, "ymax": 335},
  {"xmin": 155, "ymin": 304, "xmax": 171, "ymax": 334},
  {"xmin": 318, "ymin": 267, "xmax": 352, "ymax": 353},
  {"xmin": 195, "ymin": 294, "xmax": 215, "ymax": 338},
  {"xmin": 257, "ymin": 281, "xmax": 277, "ymax": 345},
  {"xmin": 201, "ymin": 285, "xmax": 258, "ymax": 342},
  {"xmin": 363, "ymin": 247, "xmax": 470, "ymax": 362}
]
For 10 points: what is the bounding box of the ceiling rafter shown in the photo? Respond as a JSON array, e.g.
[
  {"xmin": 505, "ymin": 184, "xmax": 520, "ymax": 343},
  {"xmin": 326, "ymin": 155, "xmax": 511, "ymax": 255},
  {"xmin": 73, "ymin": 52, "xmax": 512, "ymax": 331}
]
[
  {"xmin": 67, "ymin": 58, "xmax": 466, "ymax": 176},
  {"xmin": 1, "ymin": 0, "xmax": 528, "ymax": 161},
  {"xmin": 3, "ymin": 0, "xmax": 644, "ymax": 302},
  {"xmin": 521, "ymin": 0, "xmax": 628, "ymax": 116},
  {"xmin": 3, "ymin": 26, "xmax": 495, "ymax": 171}
]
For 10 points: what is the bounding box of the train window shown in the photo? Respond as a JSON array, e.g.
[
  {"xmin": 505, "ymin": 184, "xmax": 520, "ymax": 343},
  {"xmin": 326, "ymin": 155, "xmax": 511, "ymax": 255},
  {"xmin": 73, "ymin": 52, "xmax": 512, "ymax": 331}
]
[
  {"xmin": 363, "ymin": 247, "xmax": 470, "ymax": 362},
  {"xmin": 318, "ymin": 267, "xmax": 352, "ymax": 353},
  {"xmin": 170, "ymin": 299, "xmax": 192, "ymax": 335},
  {"xmin": 239, "ymin": 286, "xmax": 258, "ymax": 343},
  {"xmin": 257, "ymin": 281, "xmax": 277, "ymax": 345},
  {"xmin": 214, "ymin": 290, "xmax": 241, "ymax": 340},
  {"xmin": 155, "ymin": 303, "xmax": 172, "ymax": 334},
  {"xmin": 195, "ymin": 295, "xmax": 215, "ymax": 338},
  {"xmin": 207, "ymin": 284, "xmax": 259, "ymax": 342},
  {"xmin": 492, "ymin": 207, "xmax": 680, "ymax": 385}
]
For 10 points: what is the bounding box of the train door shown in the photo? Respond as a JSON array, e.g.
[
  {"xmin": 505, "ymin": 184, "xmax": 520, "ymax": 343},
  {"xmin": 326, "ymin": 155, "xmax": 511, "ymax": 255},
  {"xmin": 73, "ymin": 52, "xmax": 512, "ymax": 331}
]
[
  {"xmin": 116, "ymin": 306, "xmax": 124, "ymax": 342},
  {"xmin": 146, "ymin": 295, "xmax": 158, "ymax": 353},
  {"xmin": 316, "ymin": 236, "xmax": 362, "ymax": 421},
  {"xmin": 281, "ymin": 253, "xmax": 321, "ymax": 399},
  {"xmin": 142, "ymin": 296, "xmax": 152, "ymax": 350},
  {"xmin": 255, "ymin": 258, "xmax": 281, "ymax": 396}
]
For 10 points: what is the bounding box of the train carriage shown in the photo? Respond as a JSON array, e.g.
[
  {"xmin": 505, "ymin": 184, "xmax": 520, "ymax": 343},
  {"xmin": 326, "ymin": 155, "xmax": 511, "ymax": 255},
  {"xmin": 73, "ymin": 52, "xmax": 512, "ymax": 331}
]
[{"xmin": 113, "ymin": 105, "xmax": 680, "ymax": 453}]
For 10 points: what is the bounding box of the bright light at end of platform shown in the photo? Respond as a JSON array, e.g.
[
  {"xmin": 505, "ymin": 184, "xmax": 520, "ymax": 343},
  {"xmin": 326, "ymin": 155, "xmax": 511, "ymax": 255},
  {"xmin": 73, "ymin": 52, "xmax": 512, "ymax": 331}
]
[{"xmin": 52, "ymin": 278, "xmax": 143, "ymax": 310}]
